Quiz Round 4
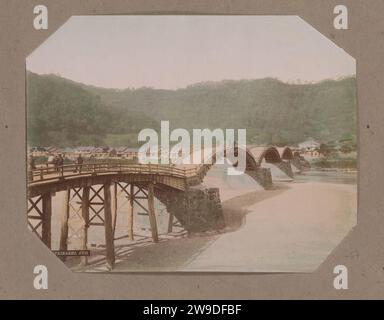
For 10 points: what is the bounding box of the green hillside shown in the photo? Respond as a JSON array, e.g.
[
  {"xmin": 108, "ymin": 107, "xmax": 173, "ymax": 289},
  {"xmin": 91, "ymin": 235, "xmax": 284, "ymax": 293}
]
[
  {"xmin": 26, "ymin": 72, "xmax": 159, "ymax": 147},
  {"xmin": 27, "ymin": 72, "xmax": 356, "ymax": 147}
]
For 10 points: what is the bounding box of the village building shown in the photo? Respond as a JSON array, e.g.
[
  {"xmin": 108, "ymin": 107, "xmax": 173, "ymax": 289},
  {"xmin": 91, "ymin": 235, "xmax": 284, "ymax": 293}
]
[
  {"xmin": 29, "ymin": 146, "xmax": 47, "ymax": 157},
  {"xmin": 297, "ymin": 138, "xmax": 322, "ymax": 158},
  {"xmin": 116, "ymin": 147, "xmax": 139, "ymax": 159},
  {"xmin": 75, "ymin": 146, "xmax": 94, "ymax": 155},
  {"xmin": 298, "ymin": 138, "xmax": 321, "ymax": 151}
]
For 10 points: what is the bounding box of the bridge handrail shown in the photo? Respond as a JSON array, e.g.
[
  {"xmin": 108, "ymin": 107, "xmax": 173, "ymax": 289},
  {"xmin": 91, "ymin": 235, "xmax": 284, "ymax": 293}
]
[{"xmin": 28, "ymin": 162, "xmax": 204, "ymax": 184}]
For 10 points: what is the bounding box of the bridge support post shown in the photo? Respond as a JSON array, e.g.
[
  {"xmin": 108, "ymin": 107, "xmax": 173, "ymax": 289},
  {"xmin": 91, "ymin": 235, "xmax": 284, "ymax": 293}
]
[
  {"xmin": 103, "ymin": 183, "xmax": 115, "ymax": 269},
  {"xmin": 128, "ymin": 184, "xmax": 134, "ymax": 241},
  {"xmin": 147, "ymin": 183, "xmax": 158, "ymax": 243},
  {"xmin": 112, "ymin": 182, "xmax": 117, "ymax": 237},
  {"xmin": 41, "ymin": 192, "xmax": 52, "ymax": 249},
  {"xmin": 59, "ymin": 189, "xmax": 70, "ymax": 259},
  {"xmin": 80, "ymin": 186, "xmax": 90, "ymax": 266}
]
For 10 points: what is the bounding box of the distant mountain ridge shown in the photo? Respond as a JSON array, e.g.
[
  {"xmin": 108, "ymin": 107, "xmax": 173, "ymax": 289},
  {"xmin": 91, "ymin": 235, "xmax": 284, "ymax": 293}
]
[{"xmin": 27, "ymin": 72, "xmax": 356, "ymax": 148}]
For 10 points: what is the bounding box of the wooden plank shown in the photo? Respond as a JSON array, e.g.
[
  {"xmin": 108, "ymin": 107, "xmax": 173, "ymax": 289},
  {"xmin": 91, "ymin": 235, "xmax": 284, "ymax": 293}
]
[
  {"xmin": 27, "ymin": 196, "xmax": 43, "ymax": 214},
  {"xmin": 59, "ymin": 189, "xmax": 70, "ymax": 258},
  {"xmin": 28, "ymin": 216, "xmax": 43, "ymax": 220},
  {"xmin": 41, "ymin": 193, "xmax": 52, "ymax": 249},
  {"xmin": 103, "ymin": 183, "xmax": 115, "ymax": 269},
  {"xmin": 133, "ymin": 198, "xmax": 149, "ymax": 213},
  {"xmin": 28, "ymin": 220, "xmax": 42, "ymax": 235},
  {"xmin": 80, "ymin": 186, "xmax": 90, "ymax": 266},
  {"xmin": 147, "ymin": 183, "xmax": 159, "ymax": 242},
  {"xmin": 128, "ymin": 184, "xmax": 134, "ymax": 240}
]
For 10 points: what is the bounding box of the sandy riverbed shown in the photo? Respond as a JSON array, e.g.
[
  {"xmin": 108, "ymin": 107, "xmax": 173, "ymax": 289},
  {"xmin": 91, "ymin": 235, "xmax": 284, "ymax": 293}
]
[
  {"xmin": 183, "ymin": 181, "xmax": 356, "ymax": 272},
  {"xmin": 70, "ymin": 169, "xmax": 356, "ymax": 273}
]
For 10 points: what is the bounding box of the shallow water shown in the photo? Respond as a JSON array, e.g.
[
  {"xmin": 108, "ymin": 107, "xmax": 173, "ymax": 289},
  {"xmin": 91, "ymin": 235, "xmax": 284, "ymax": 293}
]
[{"xmin": 295, "ymin": 169, "xmax": 357, "ymax": 185}]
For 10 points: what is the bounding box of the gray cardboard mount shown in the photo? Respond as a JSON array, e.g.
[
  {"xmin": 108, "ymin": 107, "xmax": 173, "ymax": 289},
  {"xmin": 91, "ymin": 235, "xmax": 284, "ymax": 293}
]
[{"xmin": 0, "ymin": 0, "xmax": 383, "ymax": 299}]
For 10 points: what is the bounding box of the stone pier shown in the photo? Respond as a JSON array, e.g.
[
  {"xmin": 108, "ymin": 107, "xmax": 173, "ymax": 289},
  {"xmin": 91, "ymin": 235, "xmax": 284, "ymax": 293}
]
[
  {"xmin": 245, "ymin": 168, "xmax": 273, "ymax": 189},
  {"xmin": 275, "ymin": 160, "xmax": 294, "ymax": 178},
  {"xmin": 159, "ymin": 186, "xmax": 225, "ymax": 233}
]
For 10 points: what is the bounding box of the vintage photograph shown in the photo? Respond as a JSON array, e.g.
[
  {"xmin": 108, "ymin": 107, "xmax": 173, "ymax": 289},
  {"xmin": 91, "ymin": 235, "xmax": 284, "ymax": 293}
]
[{"xmin": 26, "ymin": 15, "xmax": 357, "ymax": 273}]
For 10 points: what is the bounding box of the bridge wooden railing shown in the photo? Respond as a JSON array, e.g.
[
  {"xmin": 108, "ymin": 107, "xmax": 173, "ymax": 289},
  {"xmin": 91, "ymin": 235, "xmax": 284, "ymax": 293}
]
[{"xmin": 27, "ymin": 162, "xmax": 206, "ymax": 184}]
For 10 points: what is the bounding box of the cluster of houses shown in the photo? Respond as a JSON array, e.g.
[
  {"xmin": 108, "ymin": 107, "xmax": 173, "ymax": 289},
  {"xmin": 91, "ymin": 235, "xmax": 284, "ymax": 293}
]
[
  {"xmin": 28, "ymin": 146, "xmax": 139, "ymax": 160},
  {"xmin": 28, "ymin": 137, "xmax": 356, "ymax": 163},
  {"xmin": 295, "ymin": 137, "xmax": 356, "ymax": 158}
]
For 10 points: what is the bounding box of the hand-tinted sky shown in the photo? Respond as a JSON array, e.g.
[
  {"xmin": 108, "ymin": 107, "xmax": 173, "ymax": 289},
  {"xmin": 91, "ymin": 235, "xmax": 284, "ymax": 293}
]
[{"xmin": 27, "ymin": 15, "xmax": 355, "ymax": 90}]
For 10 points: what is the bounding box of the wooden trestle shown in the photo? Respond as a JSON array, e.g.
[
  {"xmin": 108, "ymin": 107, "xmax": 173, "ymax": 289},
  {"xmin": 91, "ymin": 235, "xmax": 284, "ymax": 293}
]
[{"xmin": 27, "ymin": 182, "xmax": 161, "ymax": 269}]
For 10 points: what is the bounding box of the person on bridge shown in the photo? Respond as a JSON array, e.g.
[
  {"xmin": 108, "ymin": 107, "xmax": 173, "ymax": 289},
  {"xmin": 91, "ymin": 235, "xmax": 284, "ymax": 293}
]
[
  {"xmin": 57, "ymin": 154, "xmax": 64, "ymax": 172},
  {"xmin": 75, "ymin": 154, "xmax": 84, "ymax": 173},
  {"xmin": 53, "ymin": 155, "xmax": 60, "ymax": 172},
  {"xmin": 28, "ymin": 155, "xmax": 36, "ymax": 170},
  {"xmin": 27, "ymin": 155, "xmax": 36, "ymax": 181}
]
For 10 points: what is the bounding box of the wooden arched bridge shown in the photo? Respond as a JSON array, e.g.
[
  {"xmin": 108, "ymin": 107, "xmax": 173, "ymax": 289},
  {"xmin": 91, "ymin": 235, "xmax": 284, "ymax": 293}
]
[{"xmin": 27, "ymin": 145, "xmax": 303, "ymax": 269}]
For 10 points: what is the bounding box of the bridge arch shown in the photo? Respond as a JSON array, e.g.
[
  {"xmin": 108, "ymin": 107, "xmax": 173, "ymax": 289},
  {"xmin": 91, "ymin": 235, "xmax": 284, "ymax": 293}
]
[
  {"xmin": 247, "ymin": 146, "xmax": 282, "ymax": 165},
  {"xmin": 187, "ymin": 145, "xmax": 258, "ymax": 171},
  {"xmin": 28, "ymin": 172, "xmax": 187, "ymax": 199},
  {"xmin": 27, "ymin": 162, "xmax": 225, "ymax": 269},
  {"xmin": 276, "ymin": 147, "xmax": 294, "ymax": 160},
  {"xmin": 198, "ymin": 145, "xmax": 281, "ymax": 189}
]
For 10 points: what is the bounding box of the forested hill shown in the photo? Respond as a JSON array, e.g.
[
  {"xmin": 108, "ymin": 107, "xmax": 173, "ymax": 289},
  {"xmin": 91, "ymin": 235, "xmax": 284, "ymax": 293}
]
[
  {"xmin": 27, "ymin": 72, "xmax": 159, "ymax": 147},
  {"xmin": 27, "ymin": 72, "xmax": 356, "ymax": 147}
]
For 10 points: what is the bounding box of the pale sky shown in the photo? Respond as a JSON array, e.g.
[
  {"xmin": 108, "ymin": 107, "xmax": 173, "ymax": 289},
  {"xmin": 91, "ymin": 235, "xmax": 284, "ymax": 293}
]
[{"xmin": 27, "ymin": 15, "xmax": 355, "ymax": 90}]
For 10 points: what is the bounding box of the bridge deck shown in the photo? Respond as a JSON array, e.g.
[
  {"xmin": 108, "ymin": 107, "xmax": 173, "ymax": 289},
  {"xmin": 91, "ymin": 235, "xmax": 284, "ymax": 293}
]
[
  {"xmin": 27, "ymin": 163, "xmax": 209, "ymax": 197},
  {"xmin": 29, "ymin": 163, "xmax": 200, "ymax": 184}
]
